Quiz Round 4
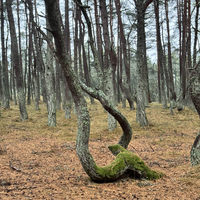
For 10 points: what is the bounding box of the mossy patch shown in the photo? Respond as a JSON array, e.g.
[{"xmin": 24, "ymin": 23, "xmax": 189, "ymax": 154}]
[{"xmin": 94, "ymin": 144, "xmax": 163, "ymax": 182}]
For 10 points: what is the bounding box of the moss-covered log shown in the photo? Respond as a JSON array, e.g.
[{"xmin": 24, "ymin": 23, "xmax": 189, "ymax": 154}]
[{"xmin": 44, "ymin": 0, "xmax": 163, "ymax": 183}]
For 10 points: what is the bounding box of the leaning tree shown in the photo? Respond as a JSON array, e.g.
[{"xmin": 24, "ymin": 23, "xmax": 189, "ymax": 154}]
[
  {"xmin": 189, "ymin": 60, "xmax": 200, "ymax": 166},
  {"xmin": 43, "ymin": 0, "xmax": 162, "ymax": 182}
]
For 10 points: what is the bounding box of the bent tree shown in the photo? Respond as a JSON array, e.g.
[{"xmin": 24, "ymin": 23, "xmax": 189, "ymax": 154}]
[
  {"xmin": 189, "ymin": 60, "xmax": 200, "ymax": 166},
  {"xmin": 44, "ymin": 0, "xmax": 162, "ymax": 182}
]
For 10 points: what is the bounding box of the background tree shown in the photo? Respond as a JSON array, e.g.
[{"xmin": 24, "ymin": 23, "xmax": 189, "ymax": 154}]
[
  {"xmin": 1, "ymin": 0, "xmax": 10, "ymax": 109},
  {"xmin": 134, "ymin": 0, "xmax": 153, "ymax": 127},
  {"xmin": 6, "ymin": 0, "xmax": 28, "ymax": 120},
  {"xmin": 154, "ymin": 0, "xmax": 167, "ymax": 109}
]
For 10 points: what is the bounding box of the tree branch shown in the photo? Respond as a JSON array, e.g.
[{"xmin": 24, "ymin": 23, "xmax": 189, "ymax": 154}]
[{"xmin": 143, "ymin": 0, "xmax": 153, "ymax": 10}]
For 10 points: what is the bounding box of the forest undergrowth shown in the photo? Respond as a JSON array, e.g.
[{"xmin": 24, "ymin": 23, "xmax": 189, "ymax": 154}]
[{"xmin": 0, "ymin": 99, "xmax": 200, "ymax": 199}]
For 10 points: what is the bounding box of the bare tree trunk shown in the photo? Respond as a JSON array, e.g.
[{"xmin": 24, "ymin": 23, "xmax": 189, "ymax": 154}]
[
  {"xmin": 114, "ymin": 0, "xmax": 134, "ymax": 110},
  {"xmin": 193, "ymin": 0, "xmax": 199, "ymax": 67},
  {"xmin": 55, "ymin": 61, "xmax": 61, "ymax": 110},
  {"xmin": 1, "ymin": 0, "xmax": 10, "ymax": 108},
  {"xmin": 45, "ymin": 7, "xmax": 56, "ymax": 126},
  {"xmin": 62, "ymin": 0, "xmax": 73, "ymax": 118},
  {"xmin": 7, "ymin": 0, "xmax": 28, "ymax": 120},
  {"xmin": 94, "ymin": 0, "xmax": 104, "ymax": 71},
  {"xmin": 27, "ymin": 11, "xmax": 32, "ymax": 106},
  {"xmin": 17, "ymin": 0, "xmax": 23, "ymax": 83},
  {"xmin": 74, "ymin": 4, "xmax": 78, "ymax": 74},
  {"xmin": 27, "ymin": 0, "xmax": 40, "ymax": 110},
  {"xmin": 100, "ymin": 0, "xmax": 117, "ymax": 131},
  {"xmin": 165, "ymin": 0, "xmax": 176, "ymax": 113},
  {"xmin": 154, "ymin": 0, "xmax": 167, "ymax": 109},
  {"xmin": 135, "ymin": 0, "xmax": 152, "ymax": 126}
]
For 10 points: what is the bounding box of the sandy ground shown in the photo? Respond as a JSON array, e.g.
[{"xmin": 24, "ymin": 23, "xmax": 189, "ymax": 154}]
[{"xmin": 0, "ymin": 101, "xmax": 200, "ymax": 199}]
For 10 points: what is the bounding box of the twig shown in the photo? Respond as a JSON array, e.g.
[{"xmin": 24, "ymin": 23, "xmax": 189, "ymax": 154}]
[
  {"xmin": 9, "ymin": 161, "xmax": 21, "ymax": 172},
  {"xmin": 149, "ymin": 144, "xmax": 155, "ymax": 152}
]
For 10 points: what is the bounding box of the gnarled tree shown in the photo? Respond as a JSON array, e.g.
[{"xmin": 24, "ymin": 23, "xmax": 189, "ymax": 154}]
[{"xmin": 44, "ymin": 0, "xmax": 162, "ymax": 182}]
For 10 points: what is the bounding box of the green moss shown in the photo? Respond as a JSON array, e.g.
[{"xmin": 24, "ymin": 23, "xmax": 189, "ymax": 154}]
[{"xmin": 95, "ymin": 144, "xmax": 163, "ymax": 182}]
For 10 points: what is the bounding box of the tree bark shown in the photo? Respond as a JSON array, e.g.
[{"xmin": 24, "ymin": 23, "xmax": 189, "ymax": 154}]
[
  {"xmin": 135, "ymin": 0, "xmax": 151, "ymax": 126},
  {"xmin": 45, "ymin": 7, "xmax": 56, "ymax": 126},
  {"xmin": 27, "ymin": 0, "xmax": 40, "ymax": 110},
  {"xmin": 154, "ymin": 0, "xmax": 167, "ymax": 109},
  {"xmin": 6, "ymin": 0, "xmax": 28, "ymax": 120},
  {"xmin": 94, "ymin": 0, "xmax": 104, "ymax": 72},
  {"xmin": 62, "ymin": 0, "xmax": 73, "ymax": 117},
  {"xmin": 1, "ymin": 0, "xmax": 10, "ymax": 108},
  {"xmin": 165, "ymin": 0, "xmax": 176, "ymax": 113},
  {"xmin": 114, "ymin": 0, "xmax": 134, "ymax": 110},
  {"xmin": 100, "ymin": 0, "xmax": 117, "ymax": 131},
  {"xmin": 56, "ymin": 61, "xmax": 62, "ymax": 110},
  {"xmin": 193, "ymin": 1, "xmax": 199, "ymax": 67}
]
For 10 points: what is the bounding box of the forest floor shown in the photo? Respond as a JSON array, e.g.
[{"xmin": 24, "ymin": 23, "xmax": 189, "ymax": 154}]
[{"xmin": 0, "ymin": 100, "xmax": 200, "ymax": 199}]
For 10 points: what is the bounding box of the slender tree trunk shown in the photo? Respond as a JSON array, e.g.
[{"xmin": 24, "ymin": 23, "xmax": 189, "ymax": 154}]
[
  {"xmin": 135, "ymin": 0, "xmax": 151, "ymax": 126},
  {"xmin": 62, "ymin": 0, "xmax": 73, "ymax": 118},
  {"xmin": 45, "ymin": 8, "xmax": 56, "ymax": 126},
  {"xmin": 154, "ymin": 0, "xmax": 167, "ymax": 109},
  {"xmin": 17, "ymin": 0, "xmax": 23, "ymax": 82},
  {"xmin": 74, "ymin": 4, "xmax": 78, "ymax": 74},
  {"xmin": 55, "ymin": 61, "xmax": 61, "ymax": 110},
  {"xmin": 24, "ymin": 1, "xmax": 28, "ymax": 99},
  {"xmin": 165, "ymin": 0, "xmax": 176, "ymax": 112},
  {"xmin": 193, "ymin": 0, "xmax": 199, "ymax": 67},
  {"xmin": 100, "ymin": 0, "xmax": 117, "ymax": 131},
  {"xmin": 114, "ymin": 0, "xmax": 134, "ymax": 110},
  {"xmin": 27, "ymin": 0, "xmax": 40, "ymax": 110},
  {"xmin": 94, "ymin": 0, "xmax": 104, "ymax": 72},
  {"xmin": 27, "ymin": 13, "xmax": 32, "ymax": 105},
  {"xmin": 1, "ymin": 0, "xmax": 10, "ymax": 108},
  {"xmin": 6, "ymin": 0, "xmax": 28, "ymax": 120}
]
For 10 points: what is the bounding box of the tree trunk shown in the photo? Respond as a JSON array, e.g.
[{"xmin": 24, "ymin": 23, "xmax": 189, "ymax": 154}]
[
  {"xmin": 45, "ymin": 8, "xmax": 56, "ymax": 126},
  {"xmin": 44, "ymin": 0, "xmax": 162, "ymax": 183},
  {"xmin": 154, "ymin": 0, "xmax": 167, "ymax": 109},
  {"xmin": 27, "ymin": 13, "xmax": 32, "ymax": 106},
  {"xmin": 6, "ymin": 0, "xmax": 28, "ymax": 120},
  {"xmin": 165, "ymin": 0, "xmax": 176, "ymax": 113},
  {"xmin": 100, "ymin": 0, "xmax": 117, "ymax": 131},
  {"xmin": 56, "ymin": 61, "xmax": 61, "ymax": 110},
  {"xmin": 28, "ymin": 0, "xmax": 40, "ymax": 110},
  {"xmin": 135, "ymin": 0, "xmax": 150, "ymax": 126},
  {"xmin": 74, "ymin": 4, "xmax": 79, "ymax": 75},
  {"xmin": 1, "ymin": 0, "xmax": 10, "ymax": 108},
  {"xmin": 62, "ymin": 0, "xmax": 72, "ymax": 117},
  {"xmin": 94, "ymin": 0, "xmax": 104, "ymax": 72},
  {"xmin": 193, "ymin": 1, "xmax": 199, "ymax": 67},
  {"xmin": 114, "ymin": 0, "xmax": 134, "ymax": 110}
]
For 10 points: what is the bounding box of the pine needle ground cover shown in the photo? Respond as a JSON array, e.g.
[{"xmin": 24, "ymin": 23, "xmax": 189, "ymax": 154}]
[{"xmin": 0, "ymin": 100, "xmax": 200, "ymax": 199}]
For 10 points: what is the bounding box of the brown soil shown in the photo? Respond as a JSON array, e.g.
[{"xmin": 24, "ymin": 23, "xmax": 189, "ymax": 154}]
[{"xmin": 0, "ymin": 100, "xmax": 200, "ymax": 200}]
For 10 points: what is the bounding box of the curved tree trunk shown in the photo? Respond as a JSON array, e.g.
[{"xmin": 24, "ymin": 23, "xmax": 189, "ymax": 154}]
[
  {"xmin": 44, "ymin": 0, "xmax": 162, "ymax": 183},
  {"xmin": 189, "ymin": 61, "xmax": 200, "ymax": 166}
]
